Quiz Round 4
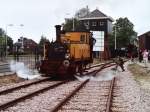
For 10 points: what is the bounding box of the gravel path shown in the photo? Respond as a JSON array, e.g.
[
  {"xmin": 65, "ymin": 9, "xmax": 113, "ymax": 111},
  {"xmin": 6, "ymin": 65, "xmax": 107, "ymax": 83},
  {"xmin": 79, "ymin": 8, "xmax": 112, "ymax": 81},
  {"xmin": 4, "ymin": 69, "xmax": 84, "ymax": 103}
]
[
  {"xmin": 73, "ymin": 62, "xmax": 145, "ymax": 112},
  {"xmin": 112, "ymin": 62, "xmax": 141, "ymax": 112},
  {"xmin": 141, "ymin": 89, "xmax": 150, "ymax": 112},
  {"xmin": 2, "ymin": 81, "xmax": 81, "ymax": 112}
]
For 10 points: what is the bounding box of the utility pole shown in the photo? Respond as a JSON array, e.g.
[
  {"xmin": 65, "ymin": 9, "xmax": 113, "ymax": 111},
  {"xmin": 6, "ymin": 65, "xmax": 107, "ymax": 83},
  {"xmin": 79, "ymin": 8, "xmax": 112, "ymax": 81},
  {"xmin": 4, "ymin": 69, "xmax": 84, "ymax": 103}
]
[
  {"xmin": 72, "ymin": 17, "xmax": 75, "ymax": 31},
  {"xmin": 114, "ymin": 25, "xmax": 117, "ymax": 50}
]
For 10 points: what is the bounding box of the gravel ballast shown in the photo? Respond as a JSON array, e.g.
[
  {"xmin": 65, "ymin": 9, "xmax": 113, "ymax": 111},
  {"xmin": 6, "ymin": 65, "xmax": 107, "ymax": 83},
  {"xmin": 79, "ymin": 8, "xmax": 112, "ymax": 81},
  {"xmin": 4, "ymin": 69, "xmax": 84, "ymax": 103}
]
[
  {"xmin": 0, "ymin": 61, "xmax": 149, "ymax": 112},
  {"xmin": 2, "ymin": 81, "xmax": 81, "ymax": 112},
  {"xmin": 59, "ymin": 81, "xmax": 111, "ymax": 112}
]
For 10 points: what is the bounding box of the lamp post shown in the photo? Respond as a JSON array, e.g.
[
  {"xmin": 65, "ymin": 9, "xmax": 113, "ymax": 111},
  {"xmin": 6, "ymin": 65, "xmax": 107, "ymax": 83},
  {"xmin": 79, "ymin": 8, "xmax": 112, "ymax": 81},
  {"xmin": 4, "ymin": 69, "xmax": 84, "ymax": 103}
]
[{"xmin": 5, "ymin": 24, "xmax": 24, "ymax": 59}]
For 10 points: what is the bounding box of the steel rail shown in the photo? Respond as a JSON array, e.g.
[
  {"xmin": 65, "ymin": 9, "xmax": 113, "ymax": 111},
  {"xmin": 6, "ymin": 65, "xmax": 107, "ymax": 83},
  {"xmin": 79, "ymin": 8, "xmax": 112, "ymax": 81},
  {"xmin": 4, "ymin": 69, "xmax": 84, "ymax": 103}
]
[
  {"xmin": 106, "ymin": 77, "xmax": 115, "ymax": 112},
  {"xmin": 0, "ymin": 77, "xmax": 51, "ymax": 95},
  {"xmin": 86, "ymin": 58, "xmax": 128, "ymax": 70},
  {"xmin": 86, "ymin": 61, "xmax": 114, "ymax": 70},
  {"xmin": 0, "ymin": 81, "xmax": 68, "ymax": 111}
]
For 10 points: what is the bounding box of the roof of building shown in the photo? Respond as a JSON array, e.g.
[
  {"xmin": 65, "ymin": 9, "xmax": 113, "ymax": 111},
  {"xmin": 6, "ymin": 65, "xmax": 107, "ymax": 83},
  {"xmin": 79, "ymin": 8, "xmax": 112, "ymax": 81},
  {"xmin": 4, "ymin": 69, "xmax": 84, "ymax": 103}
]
[
  {"xmin": 79, "ymin": 9, "xmax": 114, "ymax": 22},
  {"xmin": 138, "ymin": 31, "xmax": 150, "ymax": 37},
  {"xmin": 14, "ymin": 37, "xmax": 37, "ymax": 46}
]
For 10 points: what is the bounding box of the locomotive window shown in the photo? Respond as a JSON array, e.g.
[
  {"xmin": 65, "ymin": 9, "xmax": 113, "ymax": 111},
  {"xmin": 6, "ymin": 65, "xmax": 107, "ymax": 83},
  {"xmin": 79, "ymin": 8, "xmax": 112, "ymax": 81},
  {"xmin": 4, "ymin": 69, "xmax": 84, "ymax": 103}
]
[{"xmin": 80, "ymin": 35, "xmax": 85, "ymax": 42}]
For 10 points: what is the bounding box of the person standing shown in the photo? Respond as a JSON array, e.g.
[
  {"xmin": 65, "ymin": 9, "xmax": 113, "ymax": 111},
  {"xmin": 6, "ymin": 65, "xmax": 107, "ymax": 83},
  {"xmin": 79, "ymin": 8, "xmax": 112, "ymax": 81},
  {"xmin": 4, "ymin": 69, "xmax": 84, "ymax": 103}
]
[
  {"xmin": 148, "ymin": 50, "xmax": 150, "ymax": 62},
  {"xmin": 143, "ymin": 49, "xmax": 149, "ymax": 67},
  {"xmin": 139, "ymin": 50, "xmax": 143, "ymax": 62}
]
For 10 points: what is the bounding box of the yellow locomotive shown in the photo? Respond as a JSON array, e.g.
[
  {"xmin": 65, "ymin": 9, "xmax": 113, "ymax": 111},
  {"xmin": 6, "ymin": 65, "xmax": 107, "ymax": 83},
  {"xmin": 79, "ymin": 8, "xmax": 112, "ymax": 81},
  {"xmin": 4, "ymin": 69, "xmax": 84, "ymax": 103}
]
[{"xmin": 39, "ymin": 25, "xmax": 95, "ymax": 78}]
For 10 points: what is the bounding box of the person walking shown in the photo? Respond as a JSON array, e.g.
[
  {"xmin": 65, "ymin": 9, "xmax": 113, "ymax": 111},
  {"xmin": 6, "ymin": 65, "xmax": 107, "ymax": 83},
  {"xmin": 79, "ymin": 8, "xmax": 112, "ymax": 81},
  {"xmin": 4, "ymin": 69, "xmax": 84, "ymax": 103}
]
[
  {"xmin": 115, "ymin": 56, "xmax": 125, "ymax": 72},
  {"xmin": 142, "ymin": 49, "xmax": 149, "ymax": 67}
]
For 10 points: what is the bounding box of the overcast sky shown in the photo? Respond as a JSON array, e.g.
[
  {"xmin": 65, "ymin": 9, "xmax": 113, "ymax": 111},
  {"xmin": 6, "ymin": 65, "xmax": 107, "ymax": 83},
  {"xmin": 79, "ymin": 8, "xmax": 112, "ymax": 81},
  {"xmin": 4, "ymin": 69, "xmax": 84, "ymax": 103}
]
[{"xmin": 0, "ymin": 0, "xmax": 150, "ymax": 43}]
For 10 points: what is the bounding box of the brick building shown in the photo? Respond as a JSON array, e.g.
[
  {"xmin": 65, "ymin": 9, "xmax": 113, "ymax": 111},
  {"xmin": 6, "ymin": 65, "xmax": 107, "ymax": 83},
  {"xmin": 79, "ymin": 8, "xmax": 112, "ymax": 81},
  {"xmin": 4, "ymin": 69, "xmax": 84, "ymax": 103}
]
[
  {"xmin": 138, "ymin": 31, "xmax": 150, "ymax": 51},
  {"xmin": 14, "ymin": 37, "xmax": 37, "ymax": 54}
]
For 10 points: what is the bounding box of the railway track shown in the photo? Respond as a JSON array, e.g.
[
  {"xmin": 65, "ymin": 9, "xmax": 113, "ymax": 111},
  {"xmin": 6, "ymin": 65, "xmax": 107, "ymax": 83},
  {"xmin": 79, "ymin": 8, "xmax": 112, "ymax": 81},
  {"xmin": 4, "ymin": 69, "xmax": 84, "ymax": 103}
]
[
  {"xmin": 0, "ymin": 79, "xmax": 68, "ymax": 111},
  {"xmin": 0, "ymin": 62, "xmax": 118, "ymax": 111},
  {"xmin": 51, "ymin": 75, "xmax": 116, "ymax": 112},
  {"xmin": 0, "ymin": 77, "xmax": 51, "ymax": 95}
]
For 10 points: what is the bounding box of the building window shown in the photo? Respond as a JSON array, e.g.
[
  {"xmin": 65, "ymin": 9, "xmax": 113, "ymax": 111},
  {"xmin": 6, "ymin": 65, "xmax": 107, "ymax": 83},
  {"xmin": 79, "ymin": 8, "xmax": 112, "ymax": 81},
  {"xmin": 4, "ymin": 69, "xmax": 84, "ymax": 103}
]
[
  {"xmin": 84, "ymin": 21, "xmax": 90, "ymax": 29},
  {"xmin": 84, "ymin": 21, "xmax": 89, "ymax": 26},
  {"xmin": 99, "ymin": 22, "xmax": 104, "ymax": 26},
  {"xmin": 92, "ymin": 22, "xmax": 97, "ymax": 26}
]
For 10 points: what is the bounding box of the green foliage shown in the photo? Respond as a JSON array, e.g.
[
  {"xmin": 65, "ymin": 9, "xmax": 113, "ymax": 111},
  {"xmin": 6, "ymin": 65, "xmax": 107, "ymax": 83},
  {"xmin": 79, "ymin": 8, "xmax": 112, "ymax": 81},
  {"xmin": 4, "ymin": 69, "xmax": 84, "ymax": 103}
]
[
  {"xmin": 7, "ymin": 36, "xmax": 13, "ymax": 52},
  {"xmin": 63, "ymin": 6, "xmax": 90, "ymax": 31},
  {"xmin": 0, "ymin": 36, "xmax": 5, "ymax": 44},
  {"xmin": 63, "ymin": 18, "xmax": 81, "ymax": 31},
  {"xmin": 0, "ymin": 28, "xmax": 13, "ymax": 52},
  {"xmin": 74, "ymin": 6, "xmax": 90, "ymax": 18},
  {"xmin": 109, "ymin": 17, "xmax": 137, "ymax": 49},
  {"xmin": 0, "ymin": 28, "xmax": 5, "ymax": 36},
  {"xmin": 0, "ymin": 28, "xmax": 13, "ymax": 47},
  {"xmin": 38, "ymin": 35, "xmax": 49, "ymax": 55},
  {"xmin": 0, "ymin": 28, "xmax": 5, "ymax": 45},
  {"xmin": 38, "ymin": 35, "xmax": 49, "ymax": 47}
]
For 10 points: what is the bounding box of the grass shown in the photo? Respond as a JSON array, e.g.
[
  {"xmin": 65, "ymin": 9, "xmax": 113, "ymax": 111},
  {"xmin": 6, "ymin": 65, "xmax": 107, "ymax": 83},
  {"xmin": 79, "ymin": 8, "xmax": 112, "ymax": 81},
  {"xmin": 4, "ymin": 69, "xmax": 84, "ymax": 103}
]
[{"xmin": 128, "ymin": 63, "xmax": 150, "ymax": 90}]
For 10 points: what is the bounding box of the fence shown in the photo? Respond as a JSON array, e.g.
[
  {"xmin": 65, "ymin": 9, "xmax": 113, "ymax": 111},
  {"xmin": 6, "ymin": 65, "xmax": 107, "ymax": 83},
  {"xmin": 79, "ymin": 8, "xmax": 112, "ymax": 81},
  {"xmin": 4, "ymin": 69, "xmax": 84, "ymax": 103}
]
[{"xmin": 6, "ymin": 54, "xmax": 42, "ymax": 70}]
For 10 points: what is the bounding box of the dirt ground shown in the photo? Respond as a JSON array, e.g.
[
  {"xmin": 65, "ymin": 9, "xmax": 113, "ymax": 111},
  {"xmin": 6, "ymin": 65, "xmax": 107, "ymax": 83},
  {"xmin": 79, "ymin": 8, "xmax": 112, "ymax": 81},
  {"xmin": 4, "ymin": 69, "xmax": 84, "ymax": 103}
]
[
  {"xmin": 128, "ymin": 63, "xmax": 150, "ymax": 90},
  {"xmin": 0, "ymin": 74, "xmax": 26, "ymax": 87}
]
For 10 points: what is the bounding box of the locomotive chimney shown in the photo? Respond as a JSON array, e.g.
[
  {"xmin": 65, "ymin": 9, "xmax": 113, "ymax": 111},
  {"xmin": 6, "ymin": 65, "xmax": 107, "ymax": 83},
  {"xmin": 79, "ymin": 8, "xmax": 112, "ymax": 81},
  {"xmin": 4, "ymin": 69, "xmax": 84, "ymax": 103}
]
[{"xmin": 55, "ymin": 25, "xmax": 61, "ymax": 42}]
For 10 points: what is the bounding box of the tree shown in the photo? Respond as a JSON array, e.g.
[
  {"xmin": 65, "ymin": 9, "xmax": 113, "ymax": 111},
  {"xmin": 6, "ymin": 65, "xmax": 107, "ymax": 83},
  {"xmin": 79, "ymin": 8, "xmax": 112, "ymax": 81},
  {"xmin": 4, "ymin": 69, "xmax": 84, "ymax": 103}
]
[
  {"xmin": 7, "ymin": 36, "xmax": 13, "ymax": 52},
  {"xmin": 0, "ymin": 28, "xmax": 5, "ymax": 45},
  {"xmin": 38, "ymin": 35, "xmax": 49, "ymax": 55},
  {"xmin": 62, "ymin": 18, "xmax": 81, "ymax": 31},
  {"xmin": 62, "ymin": 6, "xmax": 90, "ymax": 31},
  {"xmin": 109, "ymin": 17, "xmax": 137, "ymax": 49},
  {"xmin": 0, "ymin": 28, "xmax": 13, "ymax": 54},
  {"xmin": 0, "ymin": 28, "xmax": 5, "ymax": 36},
  {"xmin": 38, "ymin": 35, "xmax": 49, "ymax": 47},
  {"xmin": 74, "ymin": 6, "xmax": 90, "ymax": 18}
]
